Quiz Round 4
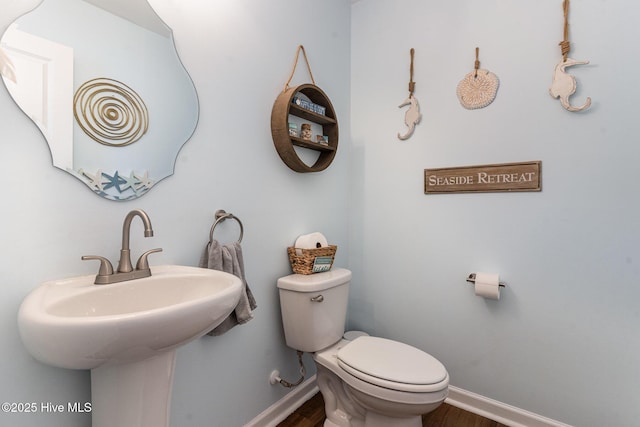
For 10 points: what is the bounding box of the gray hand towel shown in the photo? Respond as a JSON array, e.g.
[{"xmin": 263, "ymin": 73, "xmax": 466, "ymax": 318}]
[{"xmin": 199, "ymin": 240, "xmax": 257, "ymax": 336}]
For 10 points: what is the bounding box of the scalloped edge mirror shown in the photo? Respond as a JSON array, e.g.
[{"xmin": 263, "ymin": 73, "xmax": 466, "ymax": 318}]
[{"xmin": 0, "ymin": 0, "xmax": 199, "ymax": 200}]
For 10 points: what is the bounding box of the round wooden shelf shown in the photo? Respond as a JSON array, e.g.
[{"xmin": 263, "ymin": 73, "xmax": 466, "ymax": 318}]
[{"xmin": 271, "ymin": 84, "xmax": 339, "ymax": 173}]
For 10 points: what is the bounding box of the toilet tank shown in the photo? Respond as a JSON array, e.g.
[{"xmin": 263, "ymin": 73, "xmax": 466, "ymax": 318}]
[{"xmin": 277, "ymin": 268, "xmax": 351, "ymax": 352}]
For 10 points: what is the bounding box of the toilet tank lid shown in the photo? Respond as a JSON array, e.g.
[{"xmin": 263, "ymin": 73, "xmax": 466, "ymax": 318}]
[{"xmin": 277, "ymin": 268, "xmax": 351, "ymax": 292}]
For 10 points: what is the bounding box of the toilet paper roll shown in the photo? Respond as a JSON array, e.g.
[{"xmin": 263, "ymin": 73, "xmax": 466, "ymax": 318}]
[
  {"xmin": 294, "ymin": 232, "xmax": 328, "ymax": 255},
  {"xmin": 474, "ymin": 272, "xmax": 501, "ymax": 300}
]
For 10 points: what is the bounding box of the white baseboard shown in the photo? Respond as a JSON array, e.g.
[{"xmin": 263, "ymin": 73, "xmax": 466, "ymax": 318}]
[
  {"xmin": 244, "ymin": 378, "xmax": 572, "ymax": 427},
  {"xmin": 446, "ymin": 385, "xmax": 573, "ymax": 427},
  {"xmin": 243, "ymin": 374, "xmax": 319, "ymax": 427}
]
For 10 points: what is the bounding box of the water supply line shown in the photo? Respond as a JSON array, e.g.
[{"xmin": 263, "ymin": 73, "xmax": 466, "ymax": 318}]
[{"xmin": 270, "ymin": 351, "xmax": 306, "ymax": 388}]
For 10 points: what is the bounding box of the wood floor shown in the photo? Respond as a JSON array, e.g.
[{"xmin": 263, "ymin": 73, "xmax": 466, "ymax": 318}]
[{"xmin": 277, "ymin": 392, "xmax": 509, "ymax": 427}]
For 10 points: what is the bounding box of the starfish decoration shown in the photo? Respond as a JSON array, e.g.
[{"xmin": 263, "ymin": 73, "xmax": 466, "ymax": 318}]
[
  {"xmin": 119, "ymin": 171, "xmax": 140, "ymax": 193},
  {"xmin": 102, "ymin": 171, "xmax": 127, "ymax": 193},
  {"xmin": 134, "ymin": 170, "xmax": 154, "ymax": 192},
  {"xmin": 79, "ymin": 168, "xmax": 106, "ymax": 192}
]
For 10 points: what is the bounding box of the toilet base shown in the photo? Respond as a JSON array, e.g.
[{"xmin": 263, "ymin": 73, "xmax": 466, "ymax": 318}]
[
  {"xmin": 315, "ymin": 342, "xmax": 446, "ymax": 427},
  {"xmin": 317, "ymin": 363, "xmax": 365, "ymax": 427},
  {"xmin": 347, "ymin": 383, "xmax": 429, "ymax": 427},
  {"xmin": 324, "ymin": 420, "xmax": 346, "ymax": 427},
  {"xmin": 321, "ymin": 409, "xmax": 422, "ymax": 427},
  {"xmin": 364, "ymin": 413, "xmax": 422, "ymax": 427},
  {"xmin": 322, "ymin": 418, "xmax": 419, "ymax": 427}
]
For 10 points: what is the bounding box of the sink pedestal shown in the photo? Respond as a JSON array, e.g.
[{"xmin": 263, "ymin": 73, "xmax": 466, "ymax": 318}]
[
  {"xmin": 18, "ymin": 265, "xmax": 243, "ymax": 426},
  {"xmin": 91, "ymin": 350, "xmax": 177, "ymax": 427}
]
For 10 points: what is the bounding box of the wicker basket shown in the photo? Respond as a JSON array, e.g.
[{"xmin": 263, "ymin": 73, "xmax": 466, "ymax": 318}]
[{"xmin": 287, "ymin": 245, "xmax": 337, "ymax": 275}]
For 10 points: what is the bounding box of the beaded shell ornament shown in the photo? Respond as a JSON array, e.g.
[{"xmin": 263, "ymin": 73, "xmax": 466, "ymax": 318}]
[{"xmin": 456, "ymin": 47, "xmax": 499, "ymax": 110}]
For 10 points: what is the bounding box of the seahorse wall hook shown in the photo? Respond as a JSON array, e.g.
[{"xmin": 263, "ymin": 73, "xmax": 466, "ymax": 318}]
[
  {"xmin": 549, "ymin": 0, "xmax": 591, "ymax": 112},
  {"xmin": 398, "ymin": 48, "xmax": 422, "ymax": 140}
]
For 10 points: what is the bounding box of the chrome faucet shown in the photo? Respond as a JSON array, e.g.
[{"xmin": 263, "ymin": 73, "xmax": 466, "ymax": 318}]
[{"xmin": 82, "ymin": 209, "xmax": 162, "ymax": 285}]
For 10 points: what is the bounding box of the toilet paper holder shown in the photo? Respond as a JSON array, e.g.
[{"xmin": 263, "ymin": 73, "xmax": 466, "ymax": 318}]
[{"xmin": 466, "ymin": 273, "xmax": 506, "ymax": 288}]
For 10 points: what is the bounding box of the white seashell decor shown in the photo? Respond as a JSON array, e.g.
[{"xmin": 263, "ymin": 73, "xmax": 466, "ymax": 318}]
[{"xmin": 456, "ymin": 69, "xmax": 499, "ymax": 110}]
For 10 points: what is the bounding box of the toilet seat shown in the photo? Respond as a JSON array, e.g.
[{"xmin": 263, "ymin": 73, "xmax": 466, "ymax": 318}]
[{"xmin": 337, "ymin": 336, "xmax": 448, "ymax": 393}]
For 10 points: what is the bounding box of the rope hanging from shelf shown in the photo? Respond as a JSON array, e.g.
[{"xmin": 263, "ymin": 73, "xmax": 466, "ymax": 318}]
[{"xmin": 284, "ymin": 45, "xmax": 316, "ymax": 91}]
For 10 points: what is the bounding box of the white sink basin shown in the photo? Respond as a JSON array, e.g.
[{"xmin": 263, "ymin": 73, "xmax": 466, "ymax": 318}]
[
  {"xmin": 18, "ymin": 264, "xmax": 242, "ymax": 427},
  {"xmin": 19, "ymin": 264, "xmax": 242, "ymax": 369}
]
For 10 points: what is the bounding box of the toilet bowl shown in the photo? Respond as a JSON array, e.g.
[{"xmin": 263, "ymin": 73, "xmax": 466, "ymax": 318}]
[
  {"xmin": 277, "ymin": 268, "xmax": 449, "ymax": 426},
  {"xmin": 314, "ymin": 336, "xmax": 448, "ymax": 427}
]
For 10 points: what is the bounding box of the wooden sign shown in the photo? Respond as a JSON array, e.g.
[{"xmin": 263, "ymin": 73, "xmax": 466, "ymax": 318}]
[{"xmin": 424, "ymin": 161, "xmax": 541, "ymax": 194}]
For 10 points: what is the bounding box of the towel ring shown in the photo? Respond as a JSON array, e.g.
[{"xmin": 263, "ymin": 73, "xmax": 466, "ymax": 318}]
[{"xmin": 209, "ymin": 209, "xmax": 244, "ymax": 244}]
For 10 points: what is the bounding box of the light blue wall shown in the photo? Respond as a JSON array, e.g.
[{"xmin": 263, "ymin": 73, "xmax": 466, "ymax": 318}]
[
  {"xmin": 4, "ymin": 1, "xmax": 639, "ymax": 426},
  {"xmin": 0, "ymin": 0, "xmax": 350, "ymax": 426},
  {"xmin": 350, "ymin": 1, "xmax": 640, "ymax": 427}
]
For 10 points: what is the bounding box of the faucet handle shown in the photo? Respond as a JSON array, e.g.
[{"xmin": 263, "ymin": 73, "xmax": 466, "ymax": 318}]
[
  {"xmin": 81, "ymin": 255, "xmax": 114, "ymax": 276},
  {"xmin": 135, "ymin": 248, "xmax": 163, "ymax": 271}
]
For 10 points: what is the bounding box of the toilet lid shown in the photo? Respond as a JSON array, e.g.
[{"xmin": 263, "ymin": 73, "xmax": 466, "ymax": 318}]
[{"xmin": 337, "ymin": 336, "xmax": 448, "ymax": 393}]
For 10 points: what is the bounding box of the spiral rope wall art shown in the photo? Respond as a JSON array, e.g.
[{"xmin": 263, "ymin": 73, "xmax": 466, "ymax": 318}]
[{"xmin": 73, "ymin": 78, "xmax": 149, "ymax": 146}]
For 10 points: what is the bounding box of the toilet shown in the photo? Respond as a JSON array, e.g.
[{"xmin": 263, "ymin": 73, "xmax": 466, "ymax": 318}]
[{"xmin": 277, "ymin": 268, "xmax": 449, "ymax": 427}]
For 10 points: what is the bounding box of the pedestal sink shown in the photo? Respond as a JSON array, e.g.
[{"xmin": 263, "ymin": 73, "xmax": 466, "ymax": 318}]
[{"xmin": 18, "ymin": 265, "xmax": 242, "ymax": 427}]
